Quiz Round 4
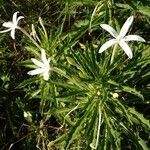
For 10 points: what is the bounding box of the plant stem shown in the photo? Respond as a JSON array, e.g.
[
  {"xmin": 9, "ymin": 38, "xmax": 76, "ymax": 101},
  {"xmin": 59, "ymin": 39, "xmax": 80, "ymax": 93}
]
[
  {"xmin": 95, "ymin": 107, "xmax": 102, "ymax": 148},
  {"xmin": 110, "ymin": 44, "xmax": 118, "ymax": 65},
  {"xmin": 18, "ymin": 27, "xmax": 42, "ymax": 50},
  {"xmin": 90, "ymin": 106, "xmax": 102, "ymax": 149}
]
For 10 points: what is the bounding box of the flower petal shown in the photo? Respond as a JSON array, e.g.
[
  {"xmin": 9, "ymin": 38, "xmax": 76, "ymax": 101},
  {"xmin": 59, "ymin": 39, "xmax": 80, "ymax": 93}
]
[
  {"xmin": 43, "ymin": 70, "xmax": 49, "ymax": 81},
  {"xmin": 10, "ymin": 29, "xmax": 15, "ymax": 39},
  {"xmin": 0, "ymin": 28, "xmax": 11, "ymax": 33},
  {"xmin": 99, "ymin": 39, "xmax": 118, "ymax": 53},
  {"xmin": 12, "ymin": 11, "xmax": 19, "ymax": 23},
  {"xmin": 2, "ymin": 22, "xmax": 14, "ymax": 28},
  {"xmin": 16, "ymin": 16, "xmax": 24, "ymax": 24},
  {"xmin": 31, "ymin": 58, "xmax": 45, "ymax": 68},
  {"xmin": 100, "ymin": 24, "xmax": 118, "ymax": 38},
  {"xmin": 119, "ymin": 16, "xmax": 134, "ymax": 38},
  {"xmin": 119, "ymin": 41, "xmax": 133, "ymax": 59},
  {"xmin": 41, "ymin": 49, "xmax": 49, "ymax": 66},
  {"xmin": 27, "ymin": 68, "xmax": 44, "ymax": 75},
  {"xmin": 123, "ymin": 35, "xmax": 145, "ymax": 42}
]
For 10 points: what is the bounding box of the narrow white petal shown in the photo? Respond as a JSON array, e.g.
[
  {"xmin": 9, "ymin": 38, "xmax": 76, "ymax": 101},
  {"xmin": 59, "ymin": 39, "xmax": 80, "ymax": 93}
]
[
  {"xmin": 31, "ymin": 58, "xmax": 45, "ymax": 68},
  {"xmin": 123, "ymin": 35, "xmax": 145, "ymax": 42},
  {"xmin": 16, "ymin": 16, "xmax": 24, "ymax": 24},
  {"xmin": 27, "ymin": 68, "xmax": 44, "ymax": 75},
  {"xmin": 41, "ymin": 49, "xmax": 49, "ymax": 65},
  {"xmin": 119, "ymin": 16, "xmax": 134, "ymax": 38},
  {"xmin": 100, "ymin": 24, "xmax": 118, "ymax": 38},
  {"xmin": 0, "ymin": 29, "xmax": 11, "ymax": 33},
  {"xmin": 99, "ymin": 39, "xmax": 118, "ymax": 53},
  {"xmin": 10, "ymin": 29, "xmax": 15, "ymax": 39},
  {"xmin": 43, "ymin": 70, "xmax": 49, "ymax": 81},
  {"xmin": 12, "ymin": 11, "xmax": 19, "ymax": 23},
  {"xmin": 119, "ymin": 41, "xmax": 133, "ymax": 59},
  {"xmin": 2, "ymin": 22, "xmax": 14, "ymax": 28}
]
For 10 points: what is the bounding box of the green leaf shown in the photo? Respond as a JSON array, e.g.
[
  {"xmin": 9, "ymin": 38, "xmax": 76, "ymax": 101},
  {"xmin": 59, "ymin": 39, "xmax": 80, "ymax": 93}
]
[
  {"xmin": 16, "ymin": 77, "xmax": 39, "ymax": 89},
  {"xmin": 50, "ymin": 80, "xmax": 80, "ymax": 91},
  {"xmin": 129, "ymin": 108, "xmax": 150, "ymax": 129},
  {"xmin": 64, "ymin": 98, "xmax": 95, "ymax": 149},
  {"xmin": 66, "ymin": 56, "xmax": 84, "ymax": 72},
  {"xmin": 108, "ymin": 80, "xmax": 144, "ymax": 100},
  {"xmin": 138, "ymin": 6, "xmax": 150, "ymax": 17},
  {"xmin": 138, "ymin": 137, "xmax": 149, "ymax": 150},
  {"xmin": 116, "ymin": 3, "xmax": 132, "ymax": 10},
  {"xmin": 113, "ymin": 98, "xmax": 132, "ymax": 124},
  {"xmin": 53, "ymin": 67, "xmax": 69, "ymax": 79},
  {"xmin": 74, "ymin": 19, "xmax": 89, "ymax": 28},
  {"xmin": 122, "ymin": 86, "xmax": 144, "ymax": 100},
  {"xmin": 25, "ymin": 46, "xmax": 40, "ymax": 57},
  {"xmin": 139, "ymin": 137, "xmax": 149, "ymax": 150},
  {"xmin": 29, "ymin": 89, "xmax": 41, "ymax": 99}
]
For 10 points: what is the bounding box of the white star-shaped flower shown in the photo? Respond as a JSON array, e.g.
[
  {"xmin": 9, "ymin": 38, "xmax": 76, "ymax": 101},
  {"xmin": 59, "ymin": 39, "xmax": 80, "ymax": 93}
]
[
  {"xmin": 28, "ymin": 49, "xmax": 51, "ymax": 81},
  {"xmin": 99, "ymin": 16, "xmax": 145, "ymax": 58},
  {"xmin": 0, "ymin": 11, "xmax": 24, "ymax": 39}
]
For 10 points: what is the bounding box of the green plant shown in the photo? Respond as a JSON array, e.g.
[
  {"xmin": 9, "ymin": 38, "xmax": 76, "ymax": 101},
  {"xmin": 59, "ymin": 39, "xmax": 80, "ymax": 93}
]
[{"xmin": 0, "ymin": 0, "xmax": 149, "ymax": 149}]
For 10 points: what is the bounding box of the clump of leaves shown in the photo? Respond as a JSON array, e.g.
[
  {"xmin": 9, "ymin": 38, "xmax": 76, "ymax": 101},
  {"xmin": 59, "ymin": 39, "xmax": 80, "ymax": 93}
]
[{"xmin": 0, "ymin": 0, "xmax": 150, "ymax": 150}]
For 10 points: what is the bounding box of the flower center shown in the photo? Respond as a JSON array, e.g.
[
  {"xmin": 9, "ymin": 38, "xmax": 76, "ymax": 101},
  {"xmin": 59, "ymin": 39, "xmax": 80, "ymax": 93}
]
[{"xmin": 116, "ymin": 36, "xmax": 121, "ymax": 41}]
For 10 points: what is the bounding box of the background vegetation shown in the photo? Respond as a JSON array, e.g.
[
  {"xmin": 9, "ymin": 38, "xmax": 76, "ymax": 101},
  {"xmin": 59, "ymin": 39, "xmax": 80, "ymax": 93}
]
[{"xmin": 0, "ymin": 0, "xmax": 150, "ymax": 149}]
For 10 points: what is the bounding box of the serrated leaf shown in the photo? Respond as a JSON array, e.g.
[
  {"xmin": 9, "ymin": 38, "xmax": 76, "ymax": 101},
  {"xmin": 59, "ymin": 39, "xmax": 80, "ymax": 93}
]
[
  {"xmin": 25, "ymin": 46, "xmax": 40, "ymax": 57},
  {"xmin": 65, "ymin": 99, "xmax": 95, "ymax": 149},
  {"xmin": 53, "ymin": 67, "xmax": 69, "ymax": 79},
  {"xmin": 137, "ymin": 6, "xmax": 150, "ymax": 17},
  {"xmin": 50, "ymin": 80, "xmax": 80, "ymax": 91},
  {"xmin": 74, "ymin": 19, "xmax": 89, "ymax": 28},
  {"xmin": 66, "ymin": 57, "xmax": 82, "ymax": 71},
  {"xmin": 138, "ymin": 137, "xmax": 149, "ymax": 150},
  {"xmin": 113, "ymin": 98, "xmax": 132, "ymax": 124},
  {"xmin": 29, "ymin": 89, "xmax": 41, "ymax": 99},
  {"xmin": 16, "ymin": 77, "xmax": 39, "ymax": 89},
  {"xmin": 108, "ymin": 80, "xmax": 144, "ymax": 100},
  {"xmin": 122, "ymin": 86, "xmax": 144, "ymax": 100},
  {"xmin": 116, "ymin": 3, "xmax": 132, "ymax": 9},
  {"xmin": 129, "ymin": 108, "xmax": 150, "ymax": 129}
]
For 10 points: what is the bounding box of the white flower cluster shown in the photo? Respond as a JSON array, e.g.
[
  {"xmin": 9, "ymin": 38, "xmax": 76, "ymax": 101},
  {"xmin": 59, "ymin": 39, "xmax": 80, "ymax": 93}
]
[
  {"xmin": 0, "ymin": 12, "xmax": 146, "ymax": 81},
  {"xmin": 0, "ymin": 12, "xmax": 51, "ymax": 81}
]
